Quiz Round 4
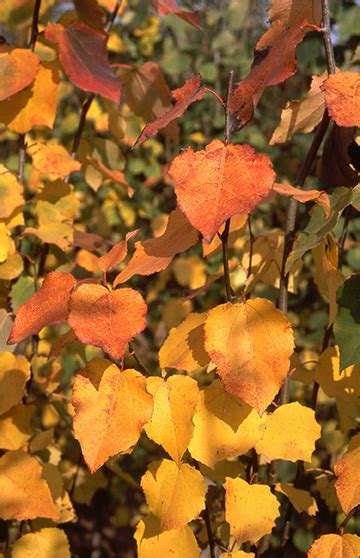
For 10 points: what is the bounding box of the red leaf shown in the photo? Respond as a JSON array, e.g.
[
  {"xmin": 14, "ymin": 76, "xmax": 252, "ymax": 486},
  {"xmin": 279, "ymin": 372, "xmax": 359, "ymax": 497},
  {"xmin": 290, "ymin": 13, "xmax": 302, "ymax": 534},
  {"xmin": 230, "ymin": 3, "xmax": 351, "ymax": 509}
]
[
  {"xmin": 133, "ymin": 74, "xmax": 206, "ymax": 147},
  {"xmin": 169, "ymin": 140, "xmax": 276, "ymax": 243},
  {"xmin": 152, "ymin": 0, "xmax": 202, "ymax": 30},
  {"xmin": 8, "ymin": 272, "xmax": 76, "ymax": 344},
  {"xmin": 229, "ymin": 18, "xmax": 307, "ymax": 130},
  {"xmin": 68, "ymin": 284, "xmax": 147, "ymax": 360},
  {"xmin": 0, "ymin": 48, "xmax": 40, "ymax": 101},
  {"xmin": 44, "ymin": 22, "xmax": 121, "ymax": 103}
]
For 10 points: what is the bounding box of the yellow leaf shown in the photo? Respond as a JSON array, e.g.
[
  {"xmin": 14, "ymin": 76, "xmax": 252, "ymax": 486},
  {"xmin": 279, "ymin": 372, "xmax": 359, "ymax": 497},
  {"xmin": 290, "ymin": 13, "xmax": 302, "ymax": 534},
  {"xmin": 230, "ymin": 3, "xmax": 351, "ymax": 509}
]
[
  {"xmin": 30, "ymin": 428, "xmax": 54, "ymax": 453},
  {"xmin": 0, "ymin": 352, "xmax": 30, "ymax": 414},
  {"xmin": 12, "ymin": 527, "xmax": 70, "ymax": 558},
  {"xmin": 28, "ymin": 142, "xmax": 81, "ymax": 179},
  {"xmin": 308, "ymin": 534, "xmax": 360, "ymax": 558},
  {"xmin": 188, "ymin": 380, "xmax": 264, "ymax": 469},
  {"xmin": 24, "ymin": 200, "xmax": 74, "ymax": 250},
  {"xmin": 225, "ymin": 477, "xmax": 280, "ymax": 545},
  {"xmin": 0, "ymin": 252, "xmax": 24, "ymax": 280},
  {"xmin": 316, "ymin": 474, "xmax": 340, "ymax": 512},
  {"xmin": 141, "ymin": 459, "xmax": 206, "ymax": 532},
  {"xmin": 0, "ymin": 223, "xmax": 13, "ymax": 263},
  {"xmin": 255, "ymin": 402, "xmax": 321, "ymax": 462},
  {"xmin": 72, "ymin": 360, "xmax": 153, "ymax": 472},
  {"xmin": 0, "ymin": 165, "xmax": 24, "ymax": 219},
  {"xmin": 312, "ymin": 235, "xmax": 344, "ymax": 326},
  {"xmin": 159, "ymin": 312, "xmax": 209, "ymax": 372},
  {"xmin": 334, "ymin": 440, "xmax": 360, "ymax": 515},
  {"xmin": 173, "ymin": 255, "xmax": 207, "ymax": 289},
  {"xmin": 0, "ymin": 450, "xmax": 58, "ymax": 520},
  {"xmin": 204, "ymin": 298, "xmax": 295, "ymax": 415},
  {"xmin": 145, "ymin": 376, "xmax": 199, "ymax": 465},
  {"xmin": 220, "ymin": 553, "xmax": 255, "ymax": 558},
  {"xmin": 0, "ymin": 404, "xmax": 35, "ymax": 450},
  {"xmin": 42, "ymin": 463, "xmax": 76, "ymax": 524},
  {"xmin": 134, "ymin": 515, "xmax": 200, "ymax": 558},
  {"xmin": 275, "ymin": 483, "xmax": 318, "ymax": 516},
  {"xmin": 0, "ymin": 62, "xmax": 60, "ymax": 133}
]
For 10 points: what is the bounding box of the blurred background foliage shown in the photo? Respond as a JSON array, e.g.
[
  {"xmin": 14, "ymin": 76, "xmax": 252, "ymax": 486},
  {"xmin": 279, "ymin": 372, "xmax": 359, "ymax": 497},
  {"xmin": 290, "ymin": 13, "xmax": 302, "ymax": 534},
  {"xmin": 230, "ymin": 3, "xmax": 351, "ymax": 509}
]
[{"xmin": 0, "ymin": 0, "xmax": 359, "ymax": 556}]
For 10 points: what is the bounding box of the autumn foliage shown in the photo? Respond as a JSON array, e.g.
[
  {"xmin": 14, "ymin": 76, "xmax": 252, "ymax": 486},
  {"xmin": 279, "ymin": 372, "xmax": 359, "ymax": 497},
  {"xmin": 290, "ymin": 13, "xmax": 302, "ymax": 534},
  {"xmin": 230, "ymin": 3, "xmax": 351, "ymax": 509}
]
[{"xmin": 0, "ymin": 0, "xmax": 359, "ymax": 557}]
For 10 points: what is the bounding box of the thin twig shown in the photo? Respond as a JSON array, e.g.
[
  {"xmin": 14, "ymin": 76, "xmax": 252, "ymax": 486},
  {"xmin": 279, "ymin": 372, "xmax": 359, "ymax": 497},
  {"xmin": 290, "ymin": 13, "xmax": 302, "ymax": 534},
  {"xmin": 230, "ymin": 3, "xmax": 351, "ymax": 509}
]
[
  {"xmin": 193, "ymin": 460, "xmax": 216, "ymax": 558},
  {"xmin": 29, "ymin": 0, "xmax": 41, "ymax": 50},
  {"xmin": 128, "ymin": 342, "xmax": 151, "ymax": 376},
  {"xmin": 338, "ymin": 506, "xmax": 358, "ymax": 534},
  {"xmin": 247, "ymin": 216, "xmax": 254, "ymax": 278}
]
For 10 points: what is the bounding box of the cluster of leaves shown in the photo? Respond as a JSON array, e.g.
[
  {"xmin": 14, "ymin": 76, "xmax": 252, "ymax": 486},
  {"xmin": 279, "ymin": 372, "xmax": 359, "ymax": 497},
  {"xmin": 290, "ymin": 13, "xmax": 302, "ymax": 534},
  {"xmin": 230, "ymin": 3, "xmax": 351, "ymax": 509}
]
[{"xmin": 0, "ymin": 0, "xmax": 359, "ymax": 556}]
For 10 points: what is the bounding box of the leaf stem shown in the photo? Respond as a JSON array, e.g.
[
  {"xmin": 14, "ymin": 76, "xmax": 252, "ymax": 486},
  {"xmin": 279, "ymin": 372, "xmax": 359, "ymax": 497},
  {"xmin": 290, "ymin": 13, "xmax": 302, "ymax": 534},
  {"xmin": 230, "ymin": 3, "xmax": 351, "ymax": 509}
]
[
  {"xmin": 338, "ymin": 506, "xmax": 358, "ymax": 534},
  {"xmin": 29, "ymin": 0, "xmax": 41, "ymax": 51}
]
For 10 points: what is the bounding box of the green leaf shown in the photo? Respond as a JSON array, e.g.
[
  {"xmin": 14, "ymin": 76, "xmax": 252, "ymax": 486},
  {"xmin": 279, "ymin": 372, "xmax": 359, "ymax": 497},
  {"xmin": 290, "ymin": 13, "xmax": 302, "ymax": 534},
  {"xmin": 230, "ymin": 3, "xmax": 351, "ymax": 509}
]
[
  {"xmin": 286, "ymin": 187, "xmax": 352, "ymax": 273},
  {"xmin": 334, "ymin": 274, "xmax": 360, "ymax": 370}
]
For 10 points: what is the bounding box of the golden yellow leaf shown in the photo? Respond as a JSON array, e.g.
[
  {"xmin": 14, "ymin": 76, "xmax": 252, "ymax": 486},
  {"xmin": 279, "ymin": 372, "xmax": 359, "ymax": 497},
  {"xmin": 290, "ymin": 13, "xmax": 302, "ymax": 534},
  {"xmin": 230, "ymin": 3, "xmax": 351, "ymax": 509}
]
[
  {"xmin": 28, "ymin": 143, "xmax": 81, "ymax": 179},
  {"xmin": 134, "ymin": 515, "xmax": 200, "ymax": 558},
  {"xmin": 0, "ymin": 404, "xmax": 35, "ymax": 450},
  {"xmin": 159, "ymin": 312, "xmax": 209, "ymax": 372},
  {"xmin": 141, "ymin": 459, "xmax": 206, "ymax": 532},
  {"xmin": 334, "ymin": 441, "xmax": 360, "ymax": 515},
  {"xmin": 0, "ymin": 352, "xmax": 30, "ymax": 414},
  {"xmin": 0, "ymin": 165, "xmax": 24, "ymax": 219},
  {"xmin": 188, "ymin": 380, "xmax": 264, "ymax": 469},
  {"xmin": 42, "ymin": 463, "xmax": 76, "ymax": 524},
  {"xmin": 173, "ymin": 255, "xmax": 206, "ymax": 289},
  {"xmin": 0, "ymin": 224, "xmax": 13, "ymax": 263},
  {"xmin": 275, "ymin": 483, "xmax": 318, "ymax": 516},
  {"xmin": 0, "ymin": 450, "xmax": 58, "ymax": 520},
  {"xmin": 0, "ymin": 252, "xmax": 24, "ymax": 280},
  {"xmin": 255, "ymin": 402, "xmax": 321, "ymax": 462},
  {"xmin": 204, "ymin": 298, "xmax": 295, "ymax": 415},
  {"xmin": 145, "ymin": 376, "xmax": 199, "ymax": 465},
  {"xmin": 72, "ymin": 360, "xmax": 153, "ymax": 472},
  {"xmin": 12, "ymin": 527, "xmax": 70, "ymax": 558},
  {"xmin": 0, "ymin": 62, "xmax": 60, "ymax": 133},
  {"xmin": 315, "ymin": 474, "xmax": 340, "ymax": 512},
  {"xmin": 308, "ymin": 534, "xmax": 360, "ymax": 558},
  {"xmin": 312, "ymin": 235, "xmax": 344, "ymax": 326},
  {"xmin": 225, "ymin": 477, "xmax": 280, "ymax": 545}
]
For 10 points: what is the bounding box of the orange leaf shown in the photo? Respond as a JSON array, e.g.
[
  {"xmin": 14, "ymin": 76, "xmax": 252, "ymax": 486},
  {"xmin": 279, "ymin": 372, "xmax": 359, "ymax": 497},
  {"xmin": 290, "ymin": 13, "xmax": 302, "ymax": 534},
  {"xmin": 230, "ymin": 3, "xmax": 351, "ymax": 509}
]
[
  {"xmin": 225, "ymin": 477, "xmax": 280, "ymax": 545},
  {"xmin": 68, "ymin": 284, "xmax": 147, "ymax": 360},
  {"xmin": 98, "ymin": 230, "xmax": 139, "ymax": 273},
  {"xmin": 273, "ymin": 183, "xmax": 330, "ymax": 217},
  {"xmin": 229, "ymin": 19, "xmax": 306, "ymax": 129},
  {"xmin": 255, "ymin": 402, "xmax": 321, "ymax": 462},
  {"xmin": 85, "ymin": 157, "xmax": 133, "ymax": 196},
  {"xmin": 8, "ymin": 272, "xmax": 76, "ymax": 344},
  {"xmin": 323, "ymin": 71, "xmax": 360, "ymax": 127},
  {"xmin": 45, "ymin": 22, "xmax": 121, "ymax": 103},
  {"xmin": 0, "ymin": 450, "xmax": 58, "ymax": 520},
  {"xmin": 0, "ymin": 48, "xmax": 40, "ymax": 101},
  {"xmin": 268, "ymin": 0, "xmax": 322, "ymax": 27},
  {"xmin": 72, "ymin": 360, "xmax": 153, "ymax": 472},
  {"xmin": 151, "ymin": 0, "xmax": 202, "ymax": 30},
  {"xmin": 169, "ymin": 140, "xmax": 275, "ymax": 242},
  {"xmin": 204, "ymin": 298, "xmax": 295, "ymax": 415},
  {"xmin": 308, "ymin": 534, "xmax": 360, "ymax": 558},
  {"xmin": 334, "ymin": 441, "xmax": 360, "ymax": 515},
  {"xmin": 114, "ymin": 209, "xmax": 198, "ymax": 285},
  {"xmin": 134, "ymin": 74, "xmax": 206, "ymax": 147}
]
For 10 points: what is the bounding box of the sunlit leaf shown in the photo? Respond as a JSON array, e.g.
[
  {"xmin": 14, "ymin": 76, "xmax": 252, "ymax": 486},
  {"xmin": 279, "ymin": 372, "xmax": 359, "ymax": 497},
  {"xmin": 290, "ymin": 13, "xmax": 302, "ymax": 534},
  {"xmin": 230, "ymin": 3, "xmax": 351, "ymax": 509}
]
[
  {"xmin": 334, "ymin": 440, "xmax": 360, "ymax": 515},
  {"xmin": 135, "ymin": 515, "xmax": 200, "ymax": 558},
  {"xmin": 308, "ymin": 534, "xmax": 360, "ymax": 558},
  {"xmin": 323, "ymin": 71, "xmax": 360, "ymax": 127},
  {"xmin": 0, "ymin": 48, "xmax": 40, "ymax": 101},
  {"xmin": 12, "ymin": 527, "xmax": 71, "ymax": 558}
]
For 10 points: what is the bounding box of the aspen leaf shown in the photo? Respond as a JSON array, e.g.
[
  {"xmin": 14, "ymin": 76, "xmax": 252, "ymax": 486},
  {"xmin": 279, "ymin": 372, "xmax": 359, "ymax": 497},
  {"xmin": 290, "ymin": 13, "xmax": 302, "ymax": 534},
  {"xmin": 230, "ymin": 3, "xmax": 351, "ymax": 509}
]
[
  {"xmin": 308, "ymin": 534, "xmax": 360, "ymax": 558},
  {"xmin": 42, "ymin": 463, "xmax": 76, "ymax": 524},
  {"xmin": 24, "ymin": 202, "xmax": 74, "ymax": 250},
  {"xmin": 12, "ymin": 527, "xmax": 71, "ymax": 558},
  {"xmin": 268, "ymin": 0, "xmax": 322, "ymax": 26},
  {"xmin": 314, "ymin": 346, "xmax": 360, "ymax": 401},
  {"xmin": 334, "ymin": 274, "xmax": 360, "ymax": 371},
  {"xmin": 169, "ymin": 140, "xmax": 275, "ymax": 242},
  {"xmin": 152, "ymin": 0, "xmax": 202, "ymax": 30},
  {"xmin": 74, "ymin": 0, "xmax": 106, "ymax": 30},
  {"xmin": 29, "ymin": 143, "xmax": 81, "ymax": 179},
  {"xmin": 145, "ymin": 375, "xmax": 199, "ymax": 464},
  {"xmin": 30, "ymin": 428, "xmax": 54, "ymax": 453},
  {"xmin": 273, "ymin": 183, "xmax": 330, "ymax": 216},
  {"xmin": 0, "ymin": 62, "xmax": 60, "ymax": 133},
  {"xmin": 0, "ymin": 224, "xmax": 13, "ymax": 263},
  {"xmin": 188, "ymin": 380, "xmax": 265, "ymax": 469},
  {"xmin": 68, "ymin": 285, "xmax": 147, "ymax": 360},
  {"xmin": 97, "ymin": 230, "xmax": 139, "ymax": 272},
  {"xmin": 0, "ymin": 450, "xmax": 58, "ymax": 520},
  {"xmin": 0, "ymin": 252, "xmax": 23, "ymax": 281},
  {"xmin": 8, "ymin": 272, "xmax": 76, "ymax": 344},
  {"xmin": 135, "ymin": 515, "xmax": 200, "ymax": 558},
  {"xmin": 334, "ymin": 443, "xmax": 360, "ymax": 515},
  {"xmin": 85, "ymin": 157, "xmax": 133, "ymax": 196},
  {"xmin": 0, "ymin": 404, "xmax": 35, "ymax": 450},
  {"xmin": 159, "ymin": 312, "xmax": 209, "ymax": 372},
  {"xmin": 275, "ymin": 483, "xmax": 318, "ymax": 516},
  {"xmin": 225, "ymin": 477, "xmax": 280, "ymax": 545},
  {"xmin": 229, "ymin": 19, "xmax": 306, "ymax": 129},
  {"xmin": 141, "ymin": 459, "xmax": 206, "ymax": 532},
  {"xmin": 0, "ymin": 165, "xmax": 24, "ymax": 219},
  {"xmin": 270, "ymin": 72, "xmax": 326, "ymax": 144},
  {"xmin": 45, "ymin": 22, "xmax": 121, "ymax": 103},
  {"xmin": 134, "ymin": 74, "xmax": 206, "ymax": 147},
  {"xmin": 323, "ymin": 72, "xmax": 360, "ymax": 127},
  {"xmin": 72, "ymin": 362, "xmax": 153, "ymax": 472},
  {"xmin": 114, "ymin": 209, "xmax": 198, "ymax": 285},
  {"xmin": 255, "ymin": 402, "xmax": 321, "ymax": 462},
  {"xmin": 204, "ymin": 298, "xmax": 294, "ymax": 415},
  {"xmin": 0, "ymin": 353, "xmax": 30, "ymax": 414},
  {"xmin": 0, "ymin": 48, "xmax": 40, "ymax": 101},
  {"xmin": 220, "ymin": 553, "xmax": 255, "ymax": 558}
]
